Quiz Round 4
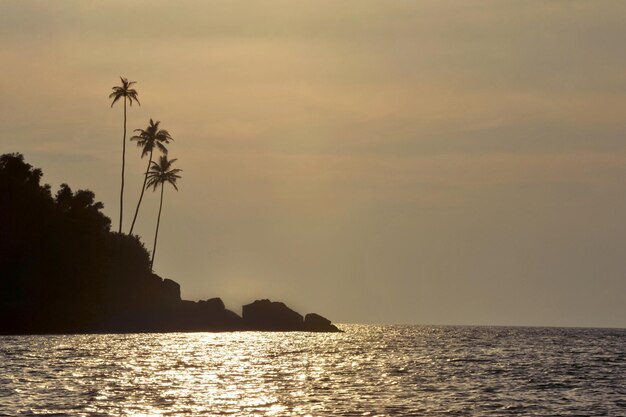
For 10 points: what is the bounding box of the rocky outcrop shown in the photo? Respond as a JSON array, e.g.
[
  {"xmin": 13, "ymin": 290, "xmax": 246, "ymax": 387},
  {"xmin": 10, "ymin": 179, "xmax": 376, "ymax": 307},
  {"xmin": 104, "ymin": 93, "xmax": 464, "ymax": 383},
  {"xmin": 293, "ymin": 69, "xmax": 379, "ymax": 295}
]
[
  {"xmin": 193, "ymin": 298, "xmax": 242, "ymax": 330},
  {"xmin": 242, "ymin": 299, "xmax": 304, "ymax": 330},
  {"xmin": 304, "ymin": 313, "xmax": 341, "ymax": 332},
  {"xmin": 198, "ymin": 297, "xmax": 225, "ymax": 313},
  {"xmin": 240, "ymin": 299, "xmax": 342, "ymax": 332},
  {"xmin": 162, "ymin": 278, "xmax": 181, "ymax": 302},
  {"xmin": 159, "ymin": 298, "xmax": 236, "ymax": 331}
]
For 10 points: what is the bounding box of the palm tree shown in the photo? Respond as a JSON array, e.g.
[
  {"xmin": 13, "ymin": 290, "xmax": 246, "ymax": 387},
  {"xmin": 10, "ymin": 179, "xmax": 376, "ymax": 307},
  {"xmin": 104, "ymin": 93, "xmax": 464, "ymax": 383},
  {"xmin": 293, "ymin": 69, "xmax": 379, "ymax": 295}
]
[
  {"xmin": 128, "ymin": 119, "xmax": 173, "ymax": 235},
  {"xmin": 146, "ymin": 155, "xmax": 182, "ymax": 271},
  {"xmin": 109, "ymin": 77, "xmax": 140, "ymax": 233}
]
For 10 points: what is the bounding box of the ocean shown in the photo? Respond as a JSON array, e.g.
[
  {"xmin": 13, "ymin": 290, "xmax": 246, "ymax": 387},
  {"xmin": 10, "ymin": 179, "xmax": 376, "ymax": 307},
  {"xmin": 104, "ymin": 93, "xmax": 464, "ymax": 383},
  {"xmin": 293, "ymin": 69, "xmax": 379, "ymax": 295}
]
[{"xmin": 1, "ymin": 325, "xmax": 625, "ymax": 416}]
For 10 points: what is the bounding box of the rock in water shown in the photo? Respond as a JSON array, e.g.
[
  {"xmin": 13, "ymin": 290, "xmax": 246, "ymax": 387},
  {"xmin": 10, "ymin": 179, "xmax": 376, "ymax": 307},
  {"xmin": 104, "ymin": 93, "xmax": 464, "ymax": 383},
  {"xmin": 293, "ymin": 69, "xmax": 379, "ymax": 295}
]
[
  {"xmin": 197, "ymin": 297, "xmax": 242, "ymax": 330},
  {"xmin": 304, "ymin": 313, "xmax": 341, "ymax": 332},
  {"xmin": 242, "ymin": 299, "xmax": 304, "ymax": 330}
]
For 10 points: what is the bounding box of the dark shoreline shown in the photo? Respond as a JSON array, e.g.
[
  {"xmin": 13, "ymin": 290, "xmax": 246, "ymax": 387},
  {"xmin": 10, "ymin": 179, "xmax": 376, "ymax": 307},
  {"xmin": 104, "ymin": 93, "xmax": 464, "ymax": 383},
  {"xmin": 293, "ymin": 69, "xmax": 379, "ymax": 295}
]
[
  {"xmin": 1, "ymin": 153, "xmax": 340, "ymax": 335},
  {"xmin": 1, "ymin": 293, "xmax": 342, "ymax": 335}
]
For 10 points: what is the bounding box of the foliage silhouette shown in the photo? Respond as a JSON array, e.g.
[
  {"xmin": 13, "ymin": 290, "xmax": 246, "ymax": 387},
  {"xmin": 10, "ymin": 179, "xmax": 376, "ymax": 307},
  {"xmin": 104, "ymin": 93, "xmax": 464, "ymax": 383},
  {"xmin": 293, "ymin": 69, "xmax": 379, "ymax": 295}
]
[
  {"xmin": 0, "ymin": 153, "xmax": 340, "ymax": 334},
  {"xmin": 128, "ymin": 119, "xmax": 173, "ymax": 235},
  {"xmin": 109, "ymin": 77, "xmax": 140, "ymax": 233},
  {"xmin": 0, "ymin": 153, "xmax": 173, "ymax": 333},
  {"xmin": 146, "ymin": 155, "xmax": 182, "ymax": 271}
]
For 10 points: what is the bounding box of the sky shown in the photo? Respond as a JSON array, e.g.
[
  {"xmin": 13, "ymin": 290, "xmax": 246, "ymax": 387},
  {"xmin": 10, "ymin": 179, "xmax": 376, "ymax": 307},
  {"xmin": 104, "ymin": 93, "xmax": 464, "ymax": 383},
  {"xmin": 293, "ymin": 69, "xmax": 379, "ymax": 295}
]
[{"xmin": 1, "ymin": 1, "xmax": 626, "ymax": 328}]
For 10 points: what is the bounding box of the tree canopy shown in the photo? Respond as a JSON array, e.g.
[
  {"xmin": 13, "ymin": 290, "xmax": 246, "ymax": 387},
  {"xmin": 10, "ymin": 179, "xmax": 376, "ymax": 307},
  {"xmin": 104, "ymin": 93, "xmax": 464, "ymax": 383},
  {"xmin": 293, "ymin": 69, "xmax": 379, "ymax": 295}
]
[{"xmin": 0, "ymin": 153, "xmax": 169, "ymax": 333}]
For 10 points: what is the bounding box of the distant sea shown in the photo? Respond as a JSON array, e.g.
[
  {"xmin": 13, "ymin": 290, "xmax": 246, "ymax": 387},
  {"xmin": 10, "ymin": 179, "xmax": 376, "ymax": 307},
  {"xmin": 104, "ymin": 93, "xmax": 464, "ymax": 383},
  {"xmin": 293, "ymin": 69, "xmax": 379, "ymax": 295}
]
[{"xmin": 1, "ymin": 325, "xmax": 625, "ymax": 416}]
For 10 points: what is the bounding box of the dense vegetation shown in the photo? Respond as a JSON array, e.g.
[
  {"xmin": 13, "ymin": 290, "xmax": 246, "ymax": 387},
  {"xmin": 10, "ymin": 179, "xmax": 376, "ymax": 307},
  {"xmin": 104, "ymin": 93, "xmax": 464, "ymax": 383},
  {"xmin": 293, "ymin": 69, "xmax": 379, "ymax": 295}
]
[{"xmin": 0, "ymin": 153, "xmax": 179, "ymax": 333}]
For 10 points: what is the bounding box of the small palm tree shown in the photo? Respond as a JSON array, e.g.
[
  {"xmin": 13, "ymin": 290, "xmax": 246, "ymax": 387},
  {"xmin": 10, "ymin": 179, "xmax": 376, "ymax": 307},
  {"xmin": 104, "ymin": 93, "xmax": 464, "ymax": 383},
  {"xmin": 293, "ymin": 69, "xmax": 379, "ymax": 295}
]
[
  {"xmin": 128, "ymin": 119, "xmax": 173, "ymax": 235},
  {"xmin": 109, "ymin": 76, "xmax": 140, "ymax": 233},
  {"xmin": 146, "ymin": 155, "xmax": 182, "ymax": 271}
]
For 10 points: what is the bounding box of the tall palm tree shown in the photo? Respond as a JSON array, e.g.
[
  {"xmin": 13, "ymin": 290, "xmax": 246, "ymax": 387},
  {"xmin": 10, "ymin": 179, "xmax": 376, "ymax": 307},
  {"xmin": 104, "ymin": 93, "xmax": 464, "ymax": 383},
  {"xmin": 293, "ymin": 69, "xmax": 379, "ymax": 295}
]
[
  {"xmin": 109, "ymin": 77, "xmax": 140, "ymax": 233},
  {"xmin": 146, "ymin": 155, "xmax": 182, "ymax": 271},
  {"xmin": 128, "ymin": 119, "xmax": 173, "ymax": 235}
]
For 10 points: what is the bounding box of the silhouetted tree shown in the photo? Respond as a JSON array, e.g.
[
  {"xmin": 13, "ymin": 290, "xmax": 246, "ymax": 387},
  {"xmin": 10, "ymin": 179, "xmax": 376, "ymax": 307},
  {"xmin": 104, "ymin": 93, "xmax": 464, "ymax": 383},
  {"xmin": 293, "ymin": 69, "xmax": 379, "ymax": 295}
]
[
  {"xmin": 0, "ymin": 154, "xmax": 53, "ymax": 290},
  {"xmin": 0, "ymin": 153, "xmax": 159, "ymax": 333},
  {"xmin": 1, "ymin": 153, "xmax": 338, "ymax": 334},
  {"xmin": 146, "ymin": 155, "xmax": 182, "ymax": 271},
  {"xmin": 128, "ymin": 119, "xmax": 173, "ymax": 235},
  {"xmin": 109, "ymin": 77, "xmax": 140, "ymax": 233}
]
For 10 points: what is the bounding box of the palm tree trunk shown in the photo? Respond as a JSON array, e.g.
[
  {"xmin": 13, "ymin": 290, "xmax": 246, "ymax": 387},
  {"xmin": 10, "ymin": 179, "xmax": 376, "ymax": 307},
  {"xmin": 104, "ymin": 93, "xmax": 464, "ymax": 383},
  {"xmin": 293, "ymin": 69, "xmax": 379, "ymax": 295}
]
[
  {"xmin": 129, "ymin": 149, "xmax": 153, "ymax": 235},
  {"xmin": 119, "ymin": 97, "xmax": 127, "ymax": 233},
  {"xmin": 150, "ymin": 183, "xmax": 164, "ymax": 271}
]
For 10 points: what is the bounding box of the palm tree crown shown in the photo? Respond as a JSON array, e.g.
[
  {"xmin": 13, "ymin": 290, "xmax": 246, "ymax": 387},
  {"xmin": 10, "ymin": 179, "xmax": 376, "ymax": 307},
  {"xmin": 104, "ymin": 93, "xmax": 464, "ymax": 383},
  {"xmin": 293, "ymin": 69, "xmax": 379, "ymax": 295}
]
[
  {"xmin": 109, "ymin": 76, "xmax": 140, "ymax": 234},
  {"xmin": 109, "ymin": 77, "xmax": 140, "ymax": 107},
  {"xmin": 146, "ymin": 155, "xmax": 181, "ymax": 271},
  {"xmin": 147, "ymin": 156, "xmax": 182, "ymax": 191},
  {"xmin": 127, "ymin": 119, "xmax": 173, "ymax": 235},
  {"xmin": 130, "ymin": 119, "xmax": 172, "ymax": 157}
]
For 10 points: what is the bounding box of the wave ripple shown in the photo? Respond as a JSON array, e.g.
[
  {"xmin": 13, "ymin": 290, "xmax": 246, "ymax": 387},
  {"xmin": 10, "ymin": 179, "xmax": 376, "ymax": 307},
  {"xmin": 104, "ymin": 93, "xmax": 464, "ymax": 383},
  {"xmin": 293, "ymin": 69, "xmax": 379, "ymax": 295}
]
[{"xmin": 1, "ymin": 325, "xmax": 625, "ymax": 416}]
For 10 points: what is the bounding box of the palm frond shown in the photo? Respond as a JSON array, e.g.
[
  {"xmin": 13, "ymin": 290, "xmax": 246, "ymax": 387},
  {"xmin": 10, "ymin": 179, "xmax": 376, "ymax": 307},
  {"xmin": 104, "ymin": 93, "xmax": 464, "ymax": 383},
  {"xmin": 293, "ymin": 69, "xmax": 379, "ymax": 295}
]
[
  {"xmin": 110, "ymin": 77, "xmax": 140, "ymax": 106},
  {"xmin": 146, "ymin": 155, "xmax": 182, "ymax": 192},
  {"xmin": 110, "ymin": 94, "xmax": 122, "ymax": 107},
  {"xmin": 128, "ymin": 91, "xmax": 140, "ymax": 106},
  {"xmin": 146, "ymin": 178, "xmax": 159, "ymax": 191},
  {"xmin": 157, "ymin": 129, "xmax": 172, "ymax": 139},
  {"xmin": 156, "ymin": 142, "xmax": 168, "ymax": 154}
]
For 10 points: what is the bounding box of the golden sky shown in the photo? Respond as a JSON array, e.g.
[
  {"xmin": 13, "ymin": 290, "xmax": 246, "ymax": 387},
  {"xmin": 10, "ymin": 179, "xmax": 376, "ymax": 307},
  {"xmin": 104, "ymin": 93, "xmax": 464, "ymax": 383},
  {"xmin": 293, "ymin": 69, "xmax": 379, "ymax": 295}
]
[{"xmin": 2, "ymin": 1, "xmax": 626, "ymax": 326}]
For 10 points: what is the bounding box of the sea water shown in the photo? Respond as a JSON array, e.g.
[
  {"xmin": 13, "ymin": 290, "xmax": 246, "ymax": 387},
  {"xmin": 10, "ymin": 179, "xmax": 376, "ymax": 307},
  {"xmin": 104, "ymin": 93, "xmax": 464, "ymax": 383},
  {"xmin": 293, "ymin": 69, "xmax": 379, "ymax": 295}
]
[{"xmin": 1, "ymin": 325, "xmax": 624, "ymax": 416}]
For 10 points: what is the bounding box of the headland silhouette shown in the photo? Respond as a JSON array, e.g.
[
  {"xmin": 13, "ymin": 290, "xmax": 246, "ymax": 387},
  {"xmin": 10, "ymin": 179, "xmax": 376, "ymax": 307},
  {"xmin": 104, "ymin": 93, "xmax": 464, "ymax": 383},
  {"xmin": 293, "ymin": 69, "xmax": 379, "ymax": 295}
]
[{"xmin": 0, "ymin": 153, "xmax": 340, "ymax": 334}]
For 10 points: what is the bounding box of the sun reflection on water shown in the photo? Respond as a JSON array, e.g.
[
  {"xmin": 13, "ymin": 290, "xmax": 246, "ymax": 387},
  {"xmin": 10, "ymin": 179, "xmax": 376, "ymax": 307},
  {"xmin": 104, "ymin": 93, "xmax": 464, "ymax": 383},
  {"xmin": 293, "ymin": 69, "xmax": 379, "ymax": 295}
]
[
  {"xmin": 87, "ymin": 330, "xmax": 349, "ymax": 416},
  {"xmin": 1, "ymin": 326, "xmax": 625, "ymax": 416}
]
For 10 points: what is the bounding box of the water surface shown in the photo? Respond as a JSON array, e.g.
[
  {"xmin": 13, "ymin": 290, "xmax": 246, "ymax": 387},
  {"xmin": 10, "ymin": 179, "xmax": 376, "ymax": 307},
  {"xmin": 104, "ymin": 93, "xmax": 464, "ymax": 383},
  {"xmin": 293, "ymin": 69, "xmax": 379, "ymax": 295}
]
[{"xmin": 1, "ymin": 325, "xmax": 625, "ymax": 416}]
